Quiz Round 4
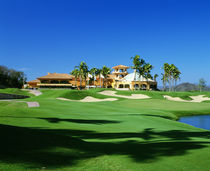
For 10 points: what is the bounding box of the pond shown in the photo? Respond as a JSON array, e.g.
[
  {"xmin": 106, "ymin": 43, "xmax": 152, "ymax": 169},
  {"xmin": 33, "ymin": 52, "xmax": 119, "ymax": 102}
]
[{"xmin": 179, "ymin": 115, "xmax": 210, "ymax": 130}]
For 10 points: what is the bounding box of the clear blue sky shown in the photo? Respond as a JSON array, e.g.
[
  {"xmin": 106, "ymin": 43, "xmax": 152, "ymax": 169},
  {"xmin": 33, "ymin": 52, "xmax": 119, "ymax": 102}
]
[{"xmin": 1, "ymin": 0, "xmax": 210, "ymax": 85}]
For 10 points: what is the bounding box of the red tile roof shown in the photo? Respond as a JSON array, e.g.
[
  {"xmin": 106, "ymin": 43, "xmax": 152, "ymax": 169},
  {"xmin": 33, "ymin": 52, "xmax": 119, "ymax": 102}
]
[
  {"xmin": 37, "ymin": 73, "xmax": 73, "ymax": 80},
  {"xmin": 27, "ymin": 79, "xmax": 41, "ymax": 83},
  {"xmin": 112, "ymin": 65, "xmax": 129, "ymax": 69}
]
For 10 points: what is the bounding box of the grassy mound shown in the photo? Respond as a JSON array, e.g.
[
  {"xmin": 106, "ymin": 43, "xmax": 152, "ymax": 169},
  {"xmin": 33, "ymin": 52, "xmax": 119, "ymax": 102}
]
[
  {"xmin": 32, "ymin": 88, "xmax": 119, "ymax": 101},
  {"xmin": 60, "ymin": 89, "xmax": 116, "ymax": 100}
]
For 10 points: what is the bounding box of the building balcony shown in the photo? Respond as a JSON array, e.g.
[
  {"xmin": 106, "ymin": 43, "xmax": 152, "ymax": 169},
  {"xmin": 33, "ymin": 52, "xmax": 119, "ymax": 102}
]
[
  {"xmin": 112, "ymin": 71, "xmax": 128, "ymax": 74},
  {"xmin": 37, "ymin": 83, "xmax": 72, "ymax": 86}
]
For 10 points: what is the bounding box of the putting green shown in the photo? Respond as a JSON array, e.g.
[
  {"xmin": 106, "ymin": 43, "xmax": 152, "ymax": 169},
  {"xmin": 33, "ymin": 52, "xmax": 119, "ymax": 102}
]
[{"xmin": 0, "ymin": 89, "xmax": 210, "ymax": 171}]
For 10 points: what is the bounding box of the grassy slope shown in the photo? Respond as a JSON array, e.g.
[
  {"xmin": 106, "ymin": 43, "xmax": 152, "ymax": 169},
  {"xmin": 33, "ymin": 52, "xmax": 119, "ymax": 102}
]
[
  {"xmin": 0, "ymin": 89, "xmax": 210, "ymax": 170},
  {"xmin": 0, "ymin": 88, "xmax": 34, "ymax": 97}
]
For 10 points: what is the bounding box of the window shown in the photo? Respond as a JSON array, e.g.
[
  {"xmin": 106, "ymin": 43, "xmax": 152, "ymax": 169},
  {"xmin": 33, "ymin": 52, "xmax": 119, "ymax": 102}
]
[
  {"xmin": 141, "ymin": 84, "xmax": 147, "ymax": 89},
  {"xmin": 51, "ymin": 80, "xmax": 59, "ymax": 84},
  {"xmin": 41, "ymin": 80, "xmax": 49, "ymax": 83},
  {"xmin": 60, "ymin": 80, "xmax": 69, "ymax": 84}
]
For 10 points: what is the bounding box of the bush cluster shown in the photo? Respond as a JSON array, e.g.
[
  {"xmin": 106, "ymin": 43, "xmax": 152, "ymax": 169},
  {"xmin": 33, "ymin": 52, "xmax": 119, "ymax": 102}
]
[{"xmin": 0, "ymin": 65, "xmax": 26, "ymax": 88}]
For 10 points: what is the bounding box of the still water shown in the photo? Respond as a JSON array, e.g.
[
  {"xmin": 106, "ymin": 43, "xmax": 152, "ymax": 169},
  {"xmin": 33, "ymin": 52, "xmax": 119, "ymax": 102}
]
[{"xmin": 179, "ymin": 115, "xmax": 210, "ymax": 130}]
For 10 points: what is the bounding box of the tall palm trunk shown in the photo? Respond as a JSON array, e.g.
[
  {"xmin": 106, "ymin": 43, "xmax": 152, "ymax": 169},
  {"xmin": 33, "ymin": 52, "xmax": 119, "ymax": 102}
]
[
  {"xmin": 172, "ymin": 79, "xmax": 175, "ymax": 92},
  {"xmin": 80, "ymin": 76, "xmax": 82, "ymax": 89},
  {"xmin": 93, "ymin": 75, "xmax": 95, "ymax": 88},
  {"xmin": 168, "ymin": 76, "xmax": 171, "ymax": 92},
  {"xmin": 99, "ymin": 75, "xmax": 101, "ymax": 88},
  {"xmin": 163, "ymin": 79, "xmax": 166, "ymax": 91},
  {"xmin": 75, "ymin": 77, "xmax": 77, "ymax": 87},
  {"xmin": 85, "ymin": 78, "xmax": 87, "ymax": 89}
]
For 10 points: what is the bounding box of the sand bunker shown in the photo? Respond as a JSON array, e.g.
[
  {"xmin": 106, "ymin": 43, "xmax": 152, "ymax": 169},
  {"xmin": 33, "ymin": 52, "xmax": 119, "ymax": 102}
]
[
  {"xmin": 163, "ymin": 95, "xmax": 210, "ymax": 103},
  {"xmin": 99, "ymin": 91, "xmax": 150, "ymax": 99},
  {"xmin": 163, "ymin": 95, "xmax": 188, "ymax": 102},
  {"xmin": 190, "ymin": 95, "xmax": 210, "ymax": 103},
  {"xmin": 56, "ymin": 96, "xmax": 118, "ymax": 102}
]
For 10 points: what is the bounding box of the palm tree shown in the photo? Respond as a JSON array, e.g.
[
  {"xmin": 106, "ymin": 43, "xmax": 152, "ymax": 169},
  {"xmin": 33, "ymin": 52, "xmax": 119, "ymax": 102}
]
[
  {"xmin": 143, "ymin": 63, "xmax": 153, "ymax": 79},
  {"xmin": 143, "ymin": 63, "xmax": 153, "ymax": 90},
  {"xmin": 198, "ymin": 78, "xmax": 206, "ymax": 92},
  {"xmin": 162, "ymin": 63, "xmax": 170, "ymax": 91},
  {"xmin": 131, "ymin": 55, "xmax": 146, "ymax": 81},
  {"xmin": 168, "ymin": 64, "xmax": 174, "ymax": 92},
  {"xmin": 161, "ymin": 63, "xmax": 181, "ymax": 92},
  {"xmin": 161, "ymin": 73, "xmax": 167, "ymax": 91},
  {"xmin": 101, "ymin": 66, "xmax": 111, "ymax": 88},
  {"xmin": 172, "ymin": 66, "xmax": 181, "ymax": 91},
  {"xmin": 90, "ymin": 67, "xmax": 98, "ymax": 88},
  {"xmin": 154, "ymin": 74, "xmax": 158, "ymax": 82},
  {"xmin": 70, "ymin": 68, "xmax": 79, "ymax": 88},
  {"xmin": 131, "ymin": 55, "xmax": 153, "ymax": 90},
  {"xmin": 96, "ymin": 69, "xmax": 102, "ymax": 88},
  {"xmin": 75, "ymin": 61, "xmax": 89, "ymax": 89}
]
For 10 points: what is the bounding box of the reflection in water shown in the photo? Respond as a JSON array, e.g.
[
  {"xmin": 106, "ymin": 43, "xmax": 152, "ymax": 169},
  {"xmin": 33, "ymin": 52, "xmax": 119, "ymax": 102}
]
[{"xmin": 179, "ymin": 115, "xmax": 210, "ymax": 130}]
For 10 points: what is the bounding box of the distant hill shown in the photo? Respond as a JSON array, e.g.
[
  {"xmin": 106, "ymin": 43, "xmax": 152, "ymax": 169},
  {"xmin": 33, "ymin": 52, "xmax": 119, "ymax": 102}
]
[
  {"xmin": 175, "ymin": 82, "xmax": 199, "ymax": 92},
  {"xmin": 175, "ymin": 82, "xmax": 210, "ymax": 92}
]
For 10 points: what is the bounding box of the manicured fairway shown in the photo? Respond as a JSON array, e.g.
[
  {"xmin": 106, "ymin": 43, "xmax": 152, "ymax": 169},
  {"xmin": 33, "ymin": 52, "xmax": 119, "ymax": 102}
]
[{"xmin": 0, "ymin": 89, "xmax": 210, "ymax": 171}]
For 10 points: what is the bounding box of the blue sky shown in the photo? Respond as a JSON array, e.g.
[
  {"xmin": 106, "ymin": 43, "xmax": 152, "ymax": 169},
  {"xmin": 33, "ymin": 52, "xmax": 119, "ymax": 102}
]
[{"xmin": 0, "ymin": 0, "xmax": 210, "ymax": 85}]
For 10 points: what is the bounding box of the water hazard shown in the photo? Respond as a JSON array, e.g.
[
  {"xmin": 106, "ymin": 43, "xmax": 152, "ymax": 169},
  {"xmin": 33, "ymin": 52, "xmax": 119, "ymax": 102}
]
[{"xmin": 179, "ymin": 115, "xmax": 210, "ymax": 130}]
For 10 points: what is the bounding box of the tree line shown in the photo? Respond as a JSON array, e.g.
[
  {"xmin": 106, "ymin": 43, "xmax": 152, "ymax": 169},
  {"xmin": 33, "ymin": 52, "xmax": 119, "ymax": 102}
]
[
  {"xmin": 0, "ymin": 65, "xmax": 26, "ymax": 89},
  {"xmin": 70, "ymin": 55, "xmax": 182, "ymax": 91}
]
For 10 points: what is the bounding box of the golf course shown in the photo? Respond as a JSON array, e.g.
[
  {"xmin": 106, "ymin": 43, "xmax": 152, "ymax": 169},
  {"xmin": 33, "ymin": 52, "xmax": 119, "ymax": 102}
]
[{"xmin": 1, "ymin": 88, "xmax": 210, "ymax": 171}]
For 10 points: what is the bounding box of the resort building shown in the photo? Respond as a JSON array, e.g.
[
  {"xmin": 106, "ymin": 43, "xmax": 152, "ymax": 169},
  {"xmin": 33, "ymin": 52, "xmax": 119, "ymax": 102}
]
[
  {"xmin": 27, "ymin": 64, "xmax": 157, "ymax": 90},
  {"xmin": 114, "ymin": 70, "xmax": 157, "ymax": 90},
  {"xmin": 28, "ymin": 73, "xmax": 74, "ymax": 88},
  {"xmin": 112, "ymin": 65, "xmax": 129, "ymax": 80}
]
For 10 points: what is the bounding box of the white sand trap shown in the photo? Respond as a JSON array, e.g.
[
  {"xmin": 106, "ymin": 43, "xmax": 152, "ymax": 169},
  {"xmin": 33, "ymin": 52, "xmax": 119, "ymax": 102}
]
[
  {"xmin": 99, "ymin": 90, "xmax": 150, "ymax": 99},
  {"xmin": 163, "ymin": 95, "xmax": 210, "ymax": 103},
  {"xmin": 56, "ymin": 96, "xmax": 118, "ymax": 102},
  {"xmin": 163, "ymin": 95, "xmax": 188, "ymax": 102},
  {"xmin": 190, "ymin": 95, "xmax": 210, "ymax": 102}
]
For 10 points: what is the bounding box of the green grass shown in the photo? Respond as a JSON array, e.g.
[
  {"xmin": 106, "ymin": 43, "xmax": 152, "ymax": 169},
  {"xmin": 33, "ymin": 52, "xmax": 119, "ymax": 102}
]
[
  {"xmin": 0, "ymin": 89, "xmax": 210, "ymax": 170},
  {"xmin": 116, "ymin": 90, "xmax": 210, "ymax": 100}
]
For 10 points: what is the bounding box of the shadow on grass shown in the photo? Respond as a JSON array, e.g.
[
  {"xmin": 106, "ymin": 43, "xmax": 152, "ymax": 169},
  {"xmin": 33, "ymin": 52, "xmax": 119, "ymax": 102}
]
[
  {"xmin": 140, "ymin": 114, "xmax": 173, "ymax": 120},
  {"xmin": 0, "ymin": 116, "xmax": 121, "ymax": 125},
  {"xmin": 38, "ymin": 117, "xmax": 121, "ymax": 124},
  {"xmin": 0, "ymin": 124, "xmax": 210, "ymax": 169}
]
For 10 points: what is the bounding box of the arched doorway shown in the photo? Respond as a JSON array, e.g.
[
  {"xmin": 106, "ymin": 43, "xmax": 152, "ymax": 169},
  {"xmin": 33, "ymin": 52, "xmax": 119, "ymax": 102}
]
[
  {"xmin": 125, "ymin": 84, "xmax": 130, "ymax": 88},
  {"xmin": 119, "ymin": 84, "xmax": 124, "ymax": 88},
  {"xmin": 141, "ymin": 84, "xmax": 147, "ymax": 90},
  {"xmin": 134, "ymin": 84, "xmax": 139, "ymax": 90}
]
